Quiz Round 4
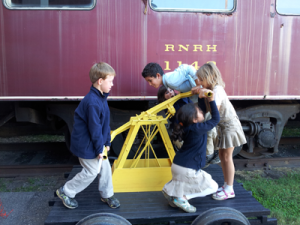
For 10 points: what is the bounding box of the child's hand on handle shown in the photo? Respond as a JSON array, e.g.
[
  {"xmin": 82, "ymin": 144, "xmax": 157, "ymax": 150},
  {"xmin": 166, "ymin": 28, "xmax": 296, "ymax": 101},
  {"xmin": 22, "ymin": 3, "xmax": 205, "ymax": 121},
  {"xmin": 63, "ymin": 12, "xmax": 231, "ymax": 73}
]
[
  {"xmin": 191, "ymin": 86, "xmax": 202, "ymax": 95},
  {"xmin": 98, "ymin": 153, "xmax": 103, "ymax": 160},
  {"xmin": 198, "ymin": 88, "xmax": 214, "ymax": 101}
]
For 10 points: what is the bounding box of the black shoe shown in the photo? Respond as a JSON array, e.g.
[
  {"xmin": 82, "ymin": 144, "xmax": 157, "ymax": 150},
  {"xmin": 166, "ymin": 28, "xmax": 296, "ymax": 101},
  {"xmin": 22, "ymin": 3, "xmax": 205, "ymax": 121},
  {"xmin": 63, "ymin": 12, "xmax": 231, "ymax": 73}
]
[
  {"xmin": 210, "ymin": 151, "xmax": 221, "ymax": 164},
  {"xmin": 56, "ymin": 187, "xmax": 78, "ymax": 209},
  {"xmin": 101, "ymin": 195, "xmax": 120, "ymax": 208},
  {"xmin": 203, "ymin": 153, "xmax": 214, "ymax": 168}
]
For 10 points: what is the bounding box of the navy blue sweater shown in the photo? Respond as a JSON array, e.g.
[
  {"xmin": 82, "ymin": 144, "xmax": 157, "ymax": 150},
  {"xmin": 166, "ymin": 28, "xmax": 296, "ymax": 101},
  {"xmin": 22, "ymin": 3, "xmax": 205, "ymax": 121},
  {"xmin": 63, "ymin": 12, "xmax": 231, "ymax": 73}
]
[
  {"xmin": 172, "ymin": 100, "xmax": 220, "ymax": 170},
  {"xmin": 70, "ymin": 86, "xmax": 111, "ymax": 159}
]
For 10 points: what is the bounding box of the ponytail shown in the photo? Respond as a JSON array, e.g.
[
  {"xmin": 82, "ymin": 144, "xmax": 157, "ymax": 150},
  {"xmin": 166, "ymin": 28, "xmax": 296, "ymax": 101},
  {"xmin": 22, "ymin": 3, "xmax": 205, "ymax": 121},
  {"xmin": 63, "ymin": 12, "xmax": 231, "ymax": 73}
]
[
  {"xmin": 171, "ymin": 103, "xmax": 201, "ymax": 142},
  {"xmin": 171, "ymin": 123, "xmax": 184, "ymax": 142}
]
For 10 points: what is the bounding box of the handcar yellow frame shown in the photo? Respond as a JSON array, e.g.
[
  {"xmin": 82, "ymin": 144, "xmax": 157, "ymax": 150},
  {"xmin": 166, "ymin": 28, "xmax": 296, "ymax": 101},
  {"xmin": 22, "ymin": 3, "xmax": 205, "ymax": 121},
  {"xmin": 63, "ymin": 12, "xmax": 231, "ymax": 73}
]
[{"xmin": 110, "ymin": 91, "xmax": 193, "ymax": 192}]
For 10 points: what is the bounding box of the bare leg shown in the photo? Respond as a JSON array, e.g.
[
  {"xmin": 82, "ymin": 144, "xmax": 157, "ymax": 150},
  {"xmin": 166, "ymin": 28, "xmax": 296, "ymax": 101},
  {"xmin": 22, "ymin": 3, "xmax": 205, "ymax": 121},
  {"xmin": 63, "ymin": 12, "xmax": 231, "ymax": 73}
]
[
  {"xmin": 221, "ymin": 147, "xmax": 235, "ymax": 186},
  {"xmin": 212, "ymin": 147, "xmax": 236, "ymax": 200},
  {"xmin": 219, "ymin": 150, "xmax": 227, "ymax": 183}
]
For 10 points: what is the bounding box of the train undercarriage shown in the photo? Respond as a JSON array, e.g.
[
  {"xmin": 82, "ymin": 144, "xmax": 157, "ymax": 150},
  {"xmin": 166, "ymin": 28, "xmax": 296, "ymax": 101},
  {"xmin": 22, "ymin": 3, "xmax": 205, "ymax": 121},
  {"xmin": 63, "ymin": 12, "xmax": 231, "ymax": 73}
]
[{"xmin": 0, "ymin": 100, "xmax": 299, "ymax": 159}]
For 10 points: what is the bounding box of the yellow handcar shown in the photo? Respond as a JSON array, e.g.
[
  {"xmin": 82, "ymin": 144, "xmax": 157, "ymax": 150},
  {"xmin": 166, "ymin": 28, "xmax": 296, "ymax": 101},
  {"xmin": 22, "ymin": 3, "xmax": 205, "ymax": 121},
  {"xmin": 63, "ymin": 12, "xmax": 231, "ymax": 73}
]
[{"xmin": 110, "ymin": 91, "xmax": 193, "ymax": 192}]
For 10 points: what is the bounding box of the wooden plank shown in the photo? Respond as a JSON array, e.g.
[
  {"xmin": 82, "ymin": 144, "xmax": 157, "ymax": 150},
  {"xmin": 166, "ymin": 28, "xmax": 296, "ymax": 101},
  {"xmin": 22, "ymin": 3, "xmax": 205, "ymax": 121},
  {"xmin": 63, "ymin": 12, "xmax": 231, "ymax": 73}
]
[{"xmin": 45, "ymin": 164, "xmax": 271, "ymax": 225}]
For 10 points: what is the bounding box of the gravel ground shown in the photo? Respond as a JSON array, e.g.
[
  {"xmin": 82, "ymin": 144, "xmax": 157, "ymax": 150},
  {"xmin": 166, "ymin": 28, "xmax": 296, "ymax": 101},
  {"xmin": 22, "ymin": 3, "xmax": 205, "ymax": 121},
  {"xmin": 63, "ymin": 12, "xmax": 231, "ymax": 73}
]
[{"xmin": 0, "ymin": 175, "xmax": 66, "ymax": 225}]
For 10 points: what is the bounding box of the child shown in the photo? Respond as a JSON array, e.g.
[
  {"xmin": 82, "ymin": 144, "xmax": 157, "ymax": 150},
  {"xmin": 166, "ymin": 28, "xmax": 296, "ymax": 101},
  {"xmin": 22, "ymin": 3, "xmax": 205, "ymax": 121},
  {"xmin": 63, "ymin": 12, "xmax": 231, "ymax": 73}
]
[
  {"xmin": 157, "ymin": 86, "xmax": 193, "ymax": 150},
  {"xmin": 162, "ymin": 90, "xmax": 220, "ymax": 213},
  {"xmin": 157, "ymin": 86, "xmax": 192, "ymax": 129},
  {"xmin": 56, "ymin": 62, "xmax": 120, "ymax": 209},
  {"xmin": 192, "ymin": 62, "xmax": 247, "ymax": 200},
  {"xmin": 142, "ymin": 62, "xmax": 201, "ymax": 93}
]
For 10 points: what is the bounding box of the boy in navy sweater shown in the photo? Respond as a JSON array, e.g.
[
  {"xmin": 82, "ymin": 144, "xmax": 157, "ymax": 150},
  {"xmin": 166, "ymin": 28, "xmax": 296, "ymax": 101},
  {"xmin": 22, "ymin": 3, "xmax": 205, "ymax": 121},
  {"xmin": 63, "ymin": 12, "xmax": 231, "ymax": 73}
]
[{"xmin": 56, "ymin": 62, "xmax": 120, "ymax": 209}]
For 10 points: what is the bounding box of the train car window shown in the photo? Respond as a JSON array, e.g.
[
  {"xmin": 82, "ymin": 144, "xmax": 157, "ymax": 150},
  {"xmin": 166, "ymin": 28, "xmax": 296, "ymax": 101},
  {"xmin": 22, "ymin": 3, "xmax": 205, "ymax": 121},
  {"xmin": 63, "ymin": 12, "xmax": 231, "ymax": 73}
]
[
  {"xmin": 276, "ymin": 0, "xmax": 300, "ymax": 15},
  {"xmin": 3, "ymin": 0, "xmax": 96, "ymax": 10},
  {"xmin": 150, "ymin": 0, "xmax": 235, "ymax": 13}
]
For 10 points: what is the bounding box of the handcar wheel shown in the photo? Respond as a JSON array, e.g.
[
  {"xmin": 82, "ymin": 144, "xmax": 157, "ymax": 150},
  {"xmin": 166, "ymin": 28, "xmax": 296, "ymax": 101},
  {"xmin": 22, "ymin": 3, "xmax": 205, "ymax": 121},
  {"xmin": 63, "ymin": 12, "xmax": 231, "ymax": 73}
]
[
  {"xmin": 191, "ymin": 207, "xmax": 250, "ymax": 225},
  {"xmin": 76, "ymin": 213, "xmax": 132, "ymax": 225}
]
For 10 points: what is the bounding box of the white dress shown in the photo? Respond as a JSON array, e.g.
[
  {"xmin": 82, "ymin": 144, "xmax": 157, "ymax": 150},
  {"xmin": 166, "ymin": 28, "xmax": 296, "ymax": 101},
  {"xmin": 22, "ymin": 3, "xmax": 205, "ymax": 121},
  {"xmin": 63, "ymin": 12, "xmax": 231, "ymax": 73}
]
[{"xmin": 214, "ymin": 85, "xmax": 247, "ymax": 149}]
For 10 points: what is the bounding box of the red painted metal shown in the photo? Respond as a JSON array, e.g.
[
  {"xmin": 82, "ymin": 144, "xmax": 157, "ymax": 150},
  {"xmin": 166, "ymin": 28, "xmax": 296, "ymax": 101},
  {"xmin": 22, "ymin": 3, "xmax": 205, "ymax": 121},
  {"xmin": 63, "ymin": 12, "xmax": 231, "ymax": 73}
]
[{"xmin": 0, "ymin": 0, "xmax": 299, "ymax": 99}]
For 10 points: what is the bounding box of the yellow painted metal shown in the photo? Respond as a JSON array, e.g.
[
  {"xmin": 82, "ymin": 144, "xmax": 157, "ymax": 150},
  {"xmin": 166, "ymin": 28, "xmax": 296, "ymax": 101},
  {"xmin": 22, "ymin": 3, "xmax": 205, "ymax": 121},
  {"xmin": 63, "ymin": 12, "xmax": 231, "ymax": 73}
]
[{"xmin": 110, "ymin": 91, "xmax": 194, "ymax": 192}]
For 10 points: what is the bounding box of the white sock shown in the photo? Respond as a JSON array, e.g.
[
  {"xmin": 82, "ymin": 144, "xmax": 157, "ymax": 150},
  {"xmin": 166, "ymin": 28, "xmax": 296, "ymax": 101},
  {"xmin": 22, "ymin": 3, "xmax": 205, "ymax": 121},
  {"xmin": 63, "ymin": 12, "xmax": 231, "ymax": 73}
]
[
  {"xmin": 224, "ymin": 184, "xmax": 234, "ymax": 193},
  {"xmin": 217, "ymin": 182, "xmax": 227, "ymax": 192}
]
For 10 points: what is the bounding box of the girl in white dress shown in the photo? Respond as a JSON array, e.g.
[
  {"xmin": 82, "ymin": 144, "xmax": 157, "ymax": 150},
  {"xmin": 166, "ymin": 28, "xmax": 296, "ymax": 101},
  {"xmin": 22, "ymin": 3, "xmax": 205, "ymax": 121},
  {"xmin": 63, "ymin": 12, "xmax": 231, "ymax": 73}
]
[{"xmin": 192, "ymin": 62, "xmax": 247, "ymax": 200}]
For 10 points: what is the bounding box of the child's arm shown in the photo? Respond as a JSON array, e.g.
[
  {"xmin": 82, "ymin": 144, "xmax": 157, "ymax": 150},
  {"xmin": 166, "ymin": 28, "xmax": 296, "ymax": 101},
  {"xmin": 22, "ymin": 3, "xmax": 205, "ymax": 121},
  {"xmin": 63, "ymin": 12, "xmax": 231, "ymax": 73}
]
[
  {"xmin": 197, "ymin": 88, "xmax": 212, "ymax": 113},
  {"xmin": 198, "ymin": 98, "xmax": 206, "ymax": 113},
  {"xmin": 104, "ymin": 125, "xmax": 111, "ymax": 152},
  {"xmin": 207, "ymin": 97, "xmax": 220, "ymax": 127},
  {"xmin": 194, "ymin": 92, "xmax": 220, "ymax": 133},
  {"xmin": 88, "ymin": 105, "xmax": 106, "ymax": 156}
]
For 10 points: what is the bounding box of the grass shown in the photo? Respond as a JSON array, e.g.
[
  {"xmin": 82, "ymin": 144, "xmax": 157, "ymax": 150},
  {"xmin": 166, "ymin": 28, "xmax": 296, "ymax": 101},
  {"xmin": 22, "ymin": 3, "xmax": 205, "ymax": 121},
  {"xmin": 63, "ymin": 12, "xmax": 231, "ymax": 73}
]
[
  {"xmin": 281, "ymin": 127, "xmax": 300, "ymax": 137},
  {"xmin": 236, "ymin": 168, "xmax": 300, "ymax": 225}
]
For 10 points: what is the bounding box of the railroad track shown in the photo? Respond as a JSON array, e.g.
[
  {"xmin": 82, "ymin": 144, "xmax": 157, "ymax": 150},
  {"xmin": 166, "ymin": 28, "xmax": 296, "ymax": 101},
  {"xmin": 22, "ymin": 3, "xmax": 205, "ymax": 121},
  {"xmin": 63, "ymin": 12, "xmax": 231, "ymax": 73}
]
[
  {"xmin": 233, "ymin": 157, "xmax": 300, "ymax": 170},
  {"xmin": 0, "ymin": 141, "xmax": 67, "ymax": 151},
  {"xmin": 0, "ymin": 141, "xmax": 77, "ymax": 177},
  {"xmin": 0, "ymin": 164, "xmax": 75, "ymax": 177},
  {"xmin": 0, "ymin": 137, "xmax": 299, "ymax": 176}
]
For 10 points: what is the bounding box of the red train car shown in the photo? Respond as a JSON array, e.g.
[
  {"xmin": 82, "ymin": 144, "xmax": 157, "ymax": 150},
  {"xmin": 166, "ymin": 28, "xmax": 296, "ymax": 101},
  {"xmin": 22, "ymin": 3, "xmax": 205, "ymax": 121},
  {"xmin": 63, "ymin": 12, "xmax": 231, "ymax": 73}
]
[{"xmin": 0, "ymin": 0, "xmax": 299, "ymax": 158}]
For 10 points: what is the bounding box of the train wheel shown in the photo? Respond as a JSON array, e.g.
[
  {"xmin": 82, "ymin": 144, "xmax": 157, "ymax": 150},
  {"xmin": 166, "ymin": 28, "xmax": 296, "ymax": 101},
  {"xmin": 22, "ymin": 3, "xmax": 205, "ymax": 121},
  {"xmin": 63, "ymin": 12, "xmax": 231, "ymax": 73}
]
[
  {"xmin": 238, "ymin": 147, "xmax": 270, "ymax": 159},
  {"xmin": 76, "ymin": 213, "xmax": 132, "ymax": 225},
  {"xmin": 232, "ymin": 145, "xmax": 243, "ymax": 157},
  {"xmin": 191, "ymin": 207, "xmax": 250, "ymax": 225}
]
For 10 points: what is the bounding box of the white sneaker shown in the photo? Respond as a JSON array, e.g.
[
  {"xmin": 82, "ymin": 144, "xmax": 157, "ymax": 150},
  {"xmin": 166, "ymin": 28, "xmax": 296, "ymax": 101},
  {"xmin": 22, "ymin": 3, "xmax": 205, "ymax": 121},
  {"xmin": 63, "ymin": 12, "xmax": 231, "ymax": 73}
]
[{"xmin": 212, "ymin": 190, "xmax": 235, "ymax": 200}]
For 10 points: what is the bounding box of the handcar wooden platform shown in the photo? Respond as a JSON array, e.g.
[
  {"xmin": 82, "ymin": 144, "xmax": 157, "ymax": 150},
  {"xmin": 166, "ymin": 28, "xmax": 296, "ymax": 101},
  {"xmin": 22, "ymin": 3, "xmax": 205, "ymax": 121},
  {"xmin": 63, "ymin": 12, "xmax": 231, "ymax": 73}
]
[{"xmin": 45, "ymin": 164, "xmax": 277, "ymax": 225}]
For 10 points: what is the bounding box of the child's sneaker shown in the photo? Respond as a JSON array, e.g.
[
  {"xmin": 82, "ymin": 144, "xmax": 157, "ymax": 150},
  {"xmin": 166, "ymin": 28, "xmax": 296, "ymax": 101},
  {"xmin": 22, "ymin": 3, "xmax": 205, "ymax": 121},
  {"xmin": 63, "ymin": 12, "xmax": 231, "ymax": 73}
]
[
  {"xmin": 101, "ymin": 195, "xmax": 120, "ymax": 208},
  {"xmin": 162, "ymin": 190, "xmax": 176, "ymax": 207},
  {"xmin": 203, "ymin": 154, "xmax": 214, "ymax": 168},
  {"xmin": 210, "ymin": 154, "xmax": 221, "ymax": 164},
  {"xmin": 173, "ymin": 198, "xmax": 196, "ymax": 213},
  {"xmin": 212, "ymin": 190, "xmax": 235, "ymax": 200},
  {"xmin": 56, "ymin": 187, "xmax": 78, "ymax": 209}
]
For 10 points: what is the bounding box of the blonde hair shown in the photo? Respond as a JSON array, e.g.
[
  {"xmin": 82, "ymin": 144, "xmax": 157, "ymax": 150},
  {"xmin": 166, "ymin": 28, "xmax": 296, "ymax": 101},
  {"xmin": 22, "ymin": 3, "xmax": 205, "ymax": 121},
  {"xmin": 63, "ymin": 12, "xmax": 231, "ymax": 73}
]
[
  {"xmin": 196, "ymin": 62, "xmax": 225, "ymax": 89},
  {"xmin": 89, "ymin": 62, "xmax": 116, "ymax": 83}
]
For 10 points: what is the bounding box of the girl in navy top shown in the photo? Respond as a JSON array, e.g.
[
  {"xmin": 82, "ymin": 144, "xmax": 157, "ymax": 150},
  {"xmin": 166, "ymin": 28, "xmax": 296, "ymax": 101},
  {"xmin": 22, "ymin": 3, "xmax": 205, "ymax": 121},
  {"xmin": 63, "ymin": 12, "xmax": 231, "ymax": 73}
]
[{"xmin": 162, "ymin": 90, "xmax": 220, "ymax": 213}]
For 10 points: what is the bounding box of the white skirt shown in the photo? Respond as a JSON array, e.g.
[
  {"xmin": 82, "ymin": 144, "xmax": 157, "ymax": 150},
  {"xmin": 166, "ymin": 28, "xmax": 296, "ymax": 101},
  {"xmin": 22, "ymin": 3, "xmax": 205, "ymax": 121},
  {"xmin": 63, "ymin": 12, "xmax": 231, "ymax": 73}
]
[
  {"xmin": 163, "ymin": 163, "xmax": 215, "ymax": 198},
  {"xmin": 216, "ymin": 116, "xmax": 247, "ymax": 149}
]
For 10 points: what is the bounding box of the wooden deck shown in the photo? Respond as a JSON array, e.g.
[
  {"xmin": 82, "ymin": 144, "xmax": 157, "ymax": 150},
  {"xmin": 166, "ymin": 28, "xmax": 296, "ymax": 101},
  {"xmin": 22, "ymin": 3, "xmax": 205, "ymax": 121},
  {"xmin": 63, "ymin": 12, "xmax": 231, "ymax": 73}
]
[{"xmin": 45, "ymin": 164, "xmax": 277, "ymax": 225}]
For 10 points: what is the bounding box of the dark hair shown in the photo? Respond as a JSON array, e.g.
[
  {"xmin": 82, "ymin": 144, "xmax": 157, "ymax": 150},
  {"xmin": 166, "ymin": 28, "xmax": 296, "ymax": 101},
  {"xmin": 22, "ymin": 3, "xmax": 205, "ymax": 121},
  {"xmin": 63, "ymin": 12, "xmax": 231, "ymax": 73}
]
[
  {"xmin": 157, "ymin": 86, "xmax": 168, "ymax": 103},
  {"xmin": 142, "ymin": 62, "xmax": 164, "ymax": 78},
  {"xmin": 171, "ymin": 103, "xmax": 203, "ymax": 142}
]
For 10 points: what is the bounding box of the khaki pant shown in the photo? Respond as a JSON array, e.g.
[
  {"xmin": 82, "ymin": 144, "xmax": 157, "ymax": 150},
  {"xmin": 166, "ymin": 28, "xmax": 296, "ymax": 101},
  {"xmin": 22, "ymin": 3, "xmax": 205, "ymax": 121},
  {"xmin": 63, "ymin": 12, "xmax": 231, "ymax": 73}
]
[
  {"xmin": 205, "ymin": 112, "xmax": 218, "ymax": 155},
  {"xmin": 63, "ymin": 157, "xmax": 114, "ymax": 199}
]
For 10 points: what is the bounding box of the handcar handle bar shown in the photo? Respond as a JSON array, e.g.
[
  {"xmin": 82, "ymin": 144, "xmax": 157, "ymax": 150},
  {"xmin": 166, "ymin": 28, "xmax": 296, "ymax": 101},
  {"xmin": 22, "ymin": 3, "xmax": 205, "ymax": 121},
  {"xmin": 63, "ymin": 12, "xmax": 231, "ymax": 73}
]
[{"xmin": 110, "ymin": 91, "xmax": 193, "ymax": 142}]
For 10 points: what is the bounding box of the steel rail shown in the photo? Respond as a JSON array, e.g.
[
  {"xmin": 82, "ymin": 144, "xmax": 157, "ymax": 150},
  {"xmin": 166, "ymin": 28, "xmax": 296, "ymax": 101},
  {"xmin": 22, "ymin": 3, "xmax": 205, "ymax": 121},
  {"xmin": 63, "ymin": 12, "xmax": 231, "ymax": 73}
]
[
  {"xmin": 234, "ymin": 157, "xmax": 300, "ymax": 170},
  {"xmin": 0, "ymin": 164, "xmax": 74, "ymax": 177}
]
